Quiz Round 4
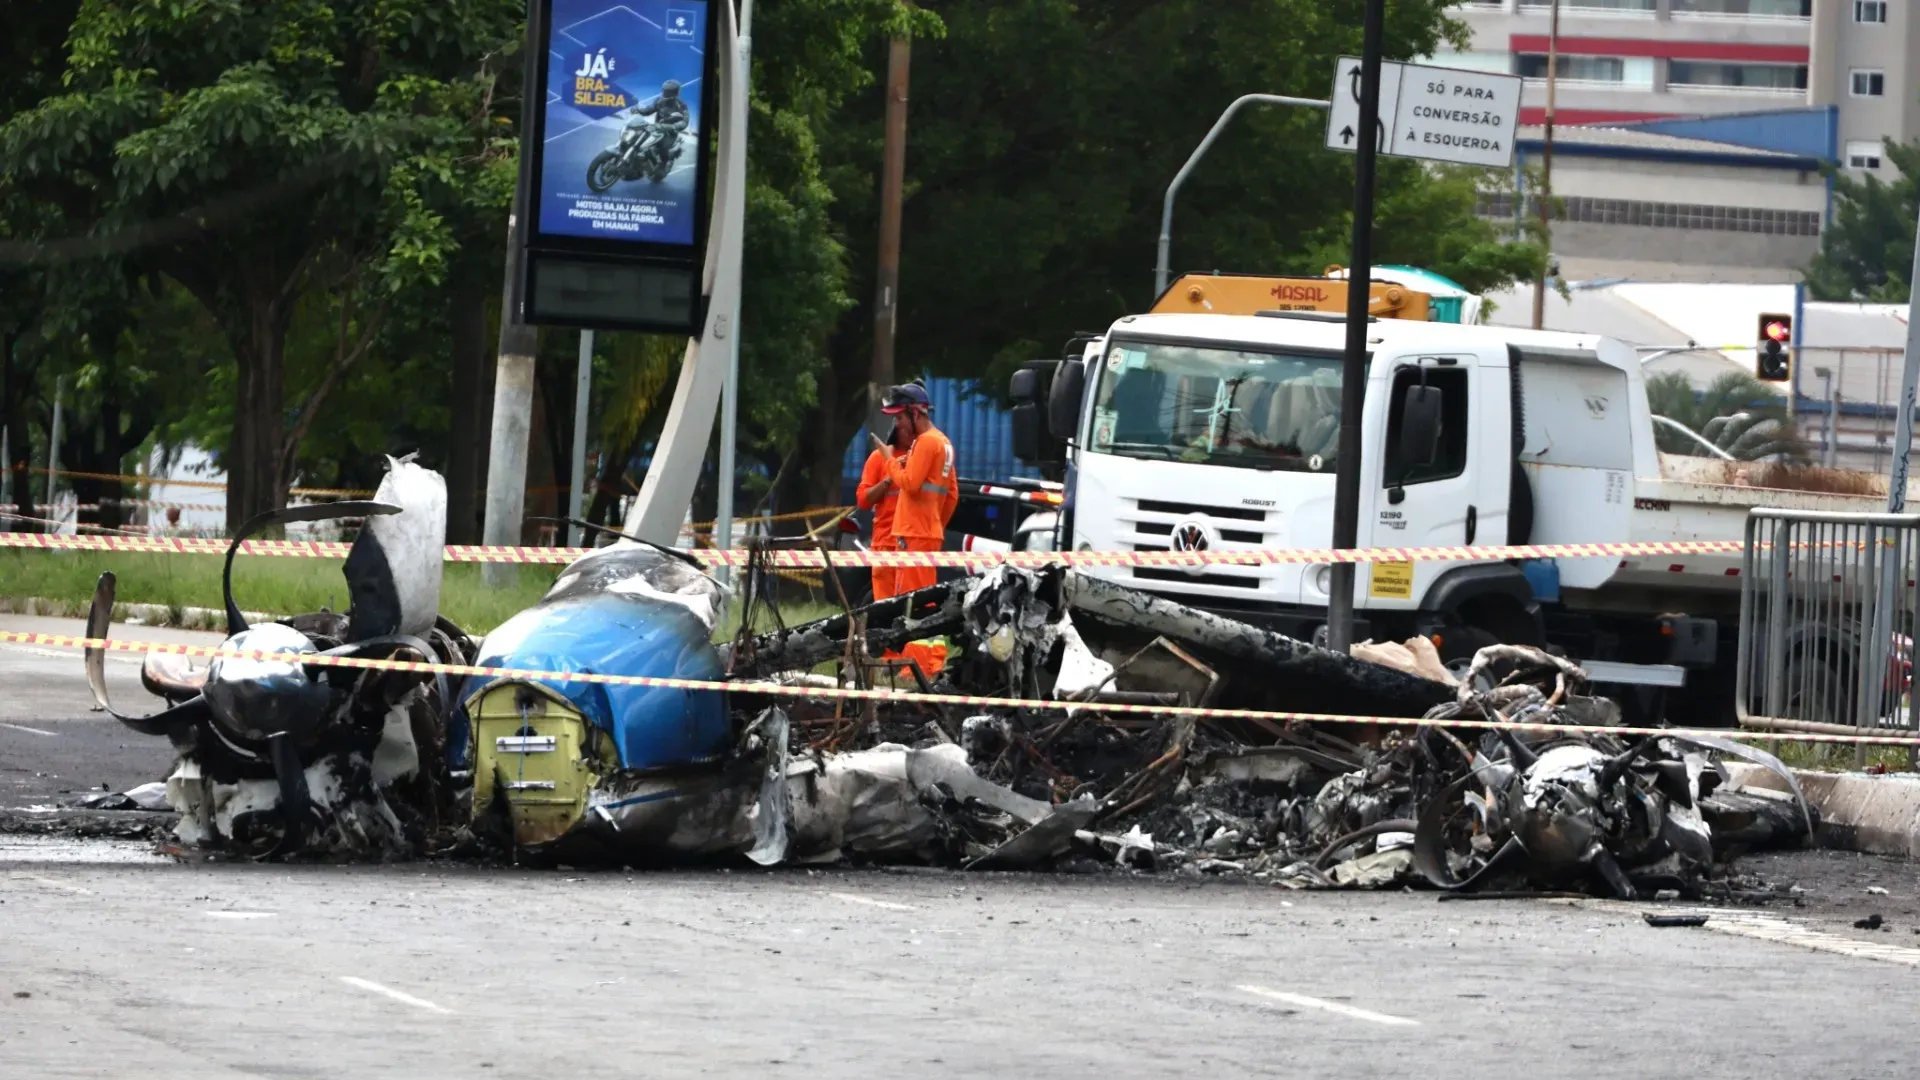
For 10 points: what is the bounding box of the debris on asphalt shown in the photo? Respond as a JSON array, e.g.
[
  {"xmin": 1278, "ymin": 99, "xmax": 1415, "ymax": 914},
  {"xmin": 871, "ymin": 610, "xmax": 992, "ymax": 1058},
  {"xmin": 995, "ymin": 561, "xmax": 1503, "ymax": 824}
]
[
  {"xmin": 1643, "ymin": 913, "xmax": 1710, "ymax": 927},
  {"xmin": 81, "ymin": 455, "xmax": 475, "ymax": 860},
  {"xmin": 73, "ymin": 525, "xmax": 1819, "ymax": 899},
  {"xmin": 1855, "ymin": 914, "xmax": 1886, "ymax": 930}
]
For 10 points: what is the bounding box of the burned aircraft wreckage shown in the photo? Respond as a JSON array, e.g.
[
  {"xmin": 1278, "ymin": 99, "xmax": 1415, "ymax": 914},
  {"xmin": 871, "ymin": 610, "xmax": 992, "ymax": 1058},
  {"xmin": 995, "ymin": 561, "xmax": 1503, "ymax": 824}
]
[{"xmin": 79, "ymin": 466, "xmax": 1814, "ymax": 898}]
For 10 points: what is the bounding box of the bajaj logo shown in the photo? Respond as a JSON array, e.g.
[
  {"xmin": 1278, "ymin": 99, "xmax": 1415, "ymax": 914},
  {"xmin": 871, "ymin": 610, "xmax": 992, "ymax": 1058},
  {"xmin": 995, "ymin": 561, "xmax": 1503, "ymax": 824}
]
[{"xmin": 665, "ymin": 9, "xmax": 697, "ymax": 41}]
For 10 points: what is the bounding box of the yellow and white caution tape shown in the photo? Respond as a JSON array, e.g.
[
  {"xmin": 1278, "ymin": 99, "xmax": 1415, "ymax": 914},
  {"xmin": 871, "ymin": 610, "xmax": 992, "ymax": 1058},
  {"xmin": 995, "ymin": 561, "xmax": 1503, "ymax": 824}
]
[{"xmin": 8, "ymin": 629, "xmax": 1918, "ymax": 748}]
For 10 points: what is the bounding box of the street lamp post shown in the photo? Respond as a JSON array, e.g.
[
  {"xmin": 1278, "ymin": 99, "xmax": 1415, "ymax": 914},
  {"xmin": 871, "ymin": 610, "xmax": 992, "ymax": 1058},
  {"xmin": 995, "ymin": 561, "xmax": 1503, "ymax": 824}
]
[{"xmin": 1155, "ymin": 94, "xmax": 1330, "ymax": 299}]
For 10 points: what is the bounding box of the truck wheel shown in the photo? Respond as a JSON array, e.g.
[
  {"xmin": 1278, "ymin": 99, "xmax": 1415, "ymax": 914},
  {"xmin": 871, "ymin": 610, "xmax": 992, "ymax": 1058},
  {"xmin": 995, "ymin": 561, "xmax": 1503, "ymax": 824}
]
[{"xmin": 1437, "ymin": 625, "xmax": 1500, "ymax": 684}]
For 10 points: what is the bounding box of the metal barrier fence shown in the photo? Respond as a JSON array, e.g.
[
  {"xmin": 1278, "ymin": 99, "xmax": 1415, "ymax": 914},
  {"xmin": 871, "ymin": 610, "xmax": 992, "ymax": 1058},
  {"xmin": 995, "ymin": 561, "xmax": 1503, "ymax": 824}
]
[{"xmin": 1737, "ymin": 509, "xmax": 1920, "ymax": 762}]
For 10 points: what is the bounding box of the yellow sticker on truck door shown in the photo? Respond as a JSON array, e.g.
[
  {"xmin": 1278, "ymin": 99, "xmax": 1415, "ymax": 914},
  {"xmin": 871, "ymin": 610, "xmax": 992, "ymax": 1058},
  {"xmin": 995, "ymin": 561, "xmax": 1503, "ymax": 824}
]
[{"xmin": 1369, "ymin": 561, "xmax": 1414, "ymax": 600}]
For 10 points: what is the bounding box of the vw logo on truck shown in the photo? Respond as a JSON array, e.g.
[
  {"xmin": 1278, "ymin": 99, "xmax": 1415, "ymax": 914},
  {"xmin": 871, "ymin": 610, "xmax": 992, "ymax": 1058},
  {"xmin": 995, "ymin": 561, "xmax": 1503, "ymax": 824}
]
[{"xmin": 1171, "ymin": 522, "xmax": 1211, "ymax": 552}]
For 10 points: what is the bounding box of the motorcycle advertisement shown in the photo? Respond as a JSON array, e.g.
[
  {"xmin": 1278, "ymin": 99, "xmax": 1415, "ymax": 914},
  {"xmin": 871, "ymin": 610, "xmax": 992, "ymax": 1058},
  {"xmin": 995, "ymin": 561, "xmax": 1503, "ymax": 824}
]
[{"xmin": 535, "ymin": 0, "xmax": 709, "ymax": 247}]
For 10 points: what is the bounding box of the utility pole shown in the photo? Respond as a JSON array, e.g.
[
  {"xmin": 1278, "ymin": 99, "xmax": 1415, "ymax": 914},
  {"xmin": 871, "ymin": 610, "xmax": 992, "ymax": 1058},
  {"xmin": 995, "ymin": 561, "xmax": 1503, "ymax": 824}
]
[
  {"xmin": 713, "ymin": 0, "xmax": 754, "ymax": 580},
  {"xmin": 871, "ymin": 35, "xmax": 912, "ymax": 431},
  {"xmin": 568, "ymin": 330, "xmax": 594, "ymax": 547},
  {"xmin": 1325, "ymin": 0, "xmax": 1386, "ymax": 656},
  {"xmin": 45, "ymin": 377, "xmax": 63, "ymax": 513},
  {"xmin": 1530, "ymin": 0, "xmax": 1560, "ymax": 330},
  {"xmin": 481, "ymin": 6, "xmax": 544, "ymax": 584}
]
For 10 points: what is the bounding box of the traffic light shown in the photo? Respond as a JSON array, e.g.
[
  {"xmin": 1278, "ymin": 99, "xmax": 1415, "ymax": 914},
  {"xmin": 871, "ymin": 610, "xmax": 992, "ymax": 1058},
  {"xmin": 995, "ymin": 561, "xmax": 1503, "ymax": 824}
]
[{"xmin": 1756, "ymin": 312, "xmax": 1792, "ymax": 382}]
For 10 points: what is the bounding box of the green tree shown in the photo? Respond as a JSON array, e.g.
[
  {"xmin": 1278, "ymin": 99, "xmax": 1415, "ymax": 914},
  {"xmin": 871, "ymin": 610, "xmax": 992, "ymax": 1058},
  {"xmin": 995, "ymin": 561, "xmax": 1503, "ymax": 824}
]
[
  {"xmin": 1806, "ymin": 137, "xmax": 1920, "ymax": 302},
  {"xmin": 1646, "ymin": 371, "xmax": 1808, "ymax": 462},
  {"xmin": 772, "ymin": 0, "xmax": 1543, "ymax": 511},
  {"xmin": 0, "ymin": 0, "xmax": 524, "ymax": 531}
]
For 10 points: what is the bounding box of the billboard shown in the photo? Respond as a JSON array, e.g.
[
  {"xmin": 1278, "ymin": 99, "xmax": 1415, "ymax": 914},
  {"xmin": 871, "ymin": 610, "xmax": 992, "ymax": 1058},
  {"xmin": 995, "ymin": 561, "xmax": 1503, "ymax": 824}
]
[
  {"xmin": 519, "ymin": 0, "xmax": 716, "ymax": 331},
  {"xmin": 537, "ymin": 0, "xmax": 708, "ymax": 244}
]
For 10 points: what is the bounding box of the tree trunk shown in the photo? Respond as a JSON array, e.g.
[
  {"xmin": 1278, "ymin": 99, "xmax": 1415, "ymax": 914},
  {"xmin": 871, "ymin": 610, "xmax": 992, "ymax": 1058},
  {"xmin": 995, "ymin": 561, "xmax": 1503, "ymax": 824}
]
[
  {"xmin": 445, "ymin": 272, "xmax": 490, "ymax": 544},
  {"xmin": 226, "ymin": 298, "xmax": 288, "ymax": 534},
  {"xmin": 0, "ymin": 328, "xmax": 38, "ymax": 531}
]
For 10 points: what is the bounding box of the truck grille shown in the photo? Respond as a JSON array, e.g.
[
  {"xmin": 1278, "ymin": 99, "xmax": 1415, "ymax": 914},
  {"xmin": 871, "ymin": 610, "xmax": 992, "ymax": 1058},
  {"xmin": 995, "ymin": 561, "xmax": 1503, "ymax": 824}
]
[
  {"xmin": 1136, "ymin": 498, "xmax": 1265, "ymax": 522},
  {"xmin": 1124, "ymin": 495, "xmax": 1279, "ymax": 594}
]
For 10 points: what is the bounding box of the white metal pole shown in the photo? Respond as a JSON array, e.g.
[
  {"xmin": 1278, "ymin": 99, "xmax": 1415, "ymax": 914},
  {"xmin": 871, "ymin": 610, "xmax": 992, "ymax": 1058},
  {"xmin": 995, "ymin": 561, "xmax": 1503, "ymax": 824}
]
[
  {"xmin": 1155, "ymin": 93, "xmax": 1329, "ymax": 298},
  {"xmin": 1861, "ymin": 215, "xmax": 1920, "ymax": 739},
  {"xmin": 569, "ymin": 329, "xmax": 595, "ymax": 546},
  {"xmin": 714, "ymin": 0, "xmax": 752, "ymax": 581},
  {"xmin": 621, "ymin": 0, "xmax": 745, "ymax": 545},
  {"xmin": 45, "ymin": 377, "xmax": 63, "ymax": 511}
]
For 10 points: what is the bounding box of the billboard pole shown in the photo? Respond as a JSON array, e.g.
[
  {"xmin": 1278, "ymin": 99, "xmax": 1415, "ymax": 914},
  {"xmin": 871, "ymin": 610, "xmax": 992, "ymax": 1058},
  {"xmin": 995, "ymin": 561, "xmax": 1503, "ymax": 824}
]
[
  {"xmin": 713, "ymin": 0, "xmax": 752, "ymax": 577},
  {"xmin": 1325, "ymin": 0, "xmax": 1386, "ymax": 656},
  {"xmin": 623, "ymin": 0, "xmax": 748, "ymax": 544},
  {"xmin": 568, "ymin": 329, "xmax": 595, "ymax": 547}
]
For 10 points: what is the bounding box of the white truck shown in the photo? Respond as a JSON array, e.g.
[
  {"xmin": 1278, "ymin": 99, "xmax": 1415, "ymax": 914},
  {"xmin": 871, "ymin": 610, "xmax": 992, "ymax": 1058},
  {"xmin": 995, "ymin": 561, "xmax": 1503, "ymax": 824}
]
[{"xmin": 1007, "ymin": 297, "xmax": 1913, "ymax": 721}]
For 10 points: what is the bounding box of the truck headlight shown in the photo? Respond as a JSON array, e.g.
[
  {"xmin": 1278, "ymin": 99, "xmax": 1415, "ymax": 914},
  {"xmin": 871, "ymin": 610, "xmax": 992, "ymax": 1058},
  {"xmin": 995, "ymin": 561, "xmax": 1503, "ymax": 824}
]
[{"xmin": 1312, "ymin": 565, "xmax": 1332, "ymax": 596}]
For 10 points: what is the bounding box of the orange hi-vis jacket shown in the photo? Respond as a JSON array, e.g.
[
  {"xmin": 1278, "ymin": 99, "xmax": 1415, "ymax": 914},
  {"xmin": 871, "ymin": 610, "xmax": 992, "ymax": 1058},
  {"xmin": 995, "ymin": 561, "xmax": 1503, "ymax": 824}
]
[
  {"xmin": 856, "ymin": 449, "xmax": 899, "ymax": 543},
  {"xmin": 885, "ymin": 424, "xmax": 957, "ymax": 541}
]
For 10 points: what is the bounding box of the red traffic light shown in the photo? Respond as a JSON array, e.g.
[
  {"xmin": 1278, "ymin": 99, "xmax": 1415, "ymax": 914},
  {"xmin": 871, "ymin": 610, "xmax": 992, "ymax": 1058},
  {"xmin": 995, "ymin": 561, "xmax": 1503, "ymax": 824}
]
[{"xmin": 1763, "ymin": 320, "xmax": 1790, "ymax": 343}]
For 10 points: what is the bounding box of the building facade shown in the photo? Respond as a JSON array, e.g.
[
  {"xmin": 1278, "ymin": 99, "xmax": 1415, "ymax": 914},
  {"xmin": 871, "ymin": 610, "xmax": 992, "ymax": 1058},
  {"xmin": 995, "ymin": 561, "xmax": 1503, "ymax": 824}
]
[{"xmin": 1447, "ymin": 0, "xmax": 1913, "ymax": 175}]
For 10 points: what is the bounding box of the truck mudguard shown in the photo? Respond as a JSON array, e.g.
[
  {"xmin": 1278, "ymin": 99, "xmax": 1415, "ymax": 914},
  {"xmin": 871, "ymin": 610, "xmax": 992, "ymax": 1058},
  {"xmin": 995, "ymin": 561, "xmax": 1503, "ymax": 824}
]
[{"xmin": 1420, "ymin": 563, "xmax": 1544, "ymax": 644}]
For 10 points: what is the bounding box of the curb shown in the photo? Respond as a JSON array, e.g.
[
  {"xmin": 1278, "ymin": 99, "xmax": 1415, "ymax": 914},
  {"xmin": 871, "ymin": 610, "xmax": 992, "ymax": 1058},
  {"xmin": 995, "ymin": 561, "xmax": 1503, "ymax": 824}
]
[
  {"xmin": 0, "ymin": 596, "xmax": 273, "ymax": 632},
  {"xmin": 1726, "ymin": 762, "xmax": 1920, "ymax": 858}
]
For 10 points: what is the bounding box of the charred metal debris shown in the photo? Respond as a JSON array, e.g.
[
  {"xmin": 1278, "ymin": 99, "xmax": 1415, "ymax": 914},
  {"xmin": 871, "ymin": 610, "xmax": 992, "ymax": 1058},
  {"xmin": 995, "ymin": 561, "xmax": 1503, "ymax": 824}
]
[
  {"xmin": 80, "ymin": 505, "xmax": 1814, "ymax": 898},
  {"xmin": 718, "ymin": 562, "xmax": 1814, "ymax": 898}
]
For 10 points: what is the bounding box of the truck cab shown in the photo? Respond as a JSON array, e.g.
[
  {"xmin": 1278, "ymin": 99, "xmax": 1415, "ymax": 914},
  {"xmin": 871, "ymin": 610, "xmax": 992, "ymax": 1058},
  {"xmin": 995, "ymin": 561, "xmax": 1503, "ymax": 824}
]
[{"xmin": 1017, "ymin": 304, "xmax": 1659, "ymax": 665}]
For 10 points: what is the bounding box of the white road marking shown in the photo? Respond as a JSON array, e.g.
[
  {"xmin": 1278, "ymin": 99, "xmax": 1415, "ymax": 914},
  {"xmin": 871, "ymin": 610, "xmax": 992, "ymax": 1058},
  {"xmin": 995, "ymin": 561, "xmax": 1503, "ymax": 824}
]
[
  {"xmin": 829, "ymin": 892, "xmax": 917, "ymax": 912},
  {"xmin": 1236, "ymin": 985, "xmax": 1420, "ymax": 1027},
  {"xmin": 1572, "ymin": 900, "xmax": 1920, "ymax": 966},
  {"xmin": 0, "ymin": 722, "xmax": 57, "ymax": 736},
  {"xmin": 1, "ymin": 644, "xmax": 139, "ymax": 665},
  {"xmin": 19, "ymin": 873, "xmax": 93, "ymax": 895},
  {"xmin": 205, "ymin": 911, "xmax": 274, "ymax": 920},
  {"xmin": 339, "ymin": 976, "xmax": 453, "ymax": 1015}
]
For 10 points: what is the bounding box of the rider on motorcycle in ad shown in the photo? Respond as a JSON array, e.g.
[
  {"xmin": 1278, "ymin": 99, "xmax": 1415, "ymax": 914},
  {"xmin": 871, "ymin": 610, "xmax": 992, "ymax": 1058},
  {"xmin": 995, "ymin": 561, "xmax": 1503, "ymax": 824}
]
[{"xmin": 626, "ymin": 81, "xmax": 688, "ymax": 166}]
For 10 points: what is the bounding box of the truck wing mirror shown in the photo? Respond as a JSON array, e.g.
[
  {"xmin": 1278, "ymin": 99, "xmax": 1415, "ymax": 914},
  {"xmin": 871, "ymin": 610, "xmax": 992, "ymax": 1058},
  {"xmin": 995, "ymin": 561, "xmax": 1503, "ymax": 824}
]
[
  {"xmin": 1009, "ymin": 362, "xmax": 1054, "ymax": 406},
  {"xmin": 1048, "ymin": 359, "xmax": 1087, "ymax": 443},
  {"xmin": 1397, "ymin": 383, "xmax": 1443, "ymax": 470}
]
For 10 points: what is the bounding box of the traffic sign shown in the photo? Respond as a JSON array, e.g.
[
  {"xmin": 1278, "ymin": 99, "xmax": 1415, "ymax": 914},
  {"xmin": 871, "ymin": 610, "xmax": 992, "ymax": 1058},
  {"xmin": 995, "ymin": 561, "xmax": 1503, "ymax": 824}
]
[{"xmin": 1325, "ymin": 56, "xmax": 1521, "ymax": 169}]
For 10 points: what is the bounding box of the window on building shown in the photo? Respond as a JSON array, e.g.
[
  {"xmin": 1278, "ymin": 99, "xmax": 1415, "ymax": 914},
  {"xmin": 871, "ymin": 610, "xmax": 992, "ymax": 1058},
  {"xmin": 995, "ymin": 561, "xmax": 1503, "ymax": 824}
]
[
  {"xmin": 1517, "ymin": 54, "xmax": 1627, "ymax": 82},
  {"xmin": 1847, "ymin": 140, "xmax": 1884, "ymax": 169},
  {"xmin": 1674, "ymin": 0, "xmax": 1811, "ymax": 14},
  {"xmin": 1521, "ymin": 0, "xmax": 1654, "ymax": 9},
  {"xmin": 1857, "ymin": 1, "xmax": 1888, "ymax": 23},
  {"xmin": 1435, "ymin": 51, "xmax": 1516, "ymax": 74},
  {"xmin": 1668, "ymin": 60, "xmax": 1808, "ymax": 90},
  {"xmin": 1517, "ymin": 54, "xmax": 1656, "ymax": 86},
  {"xmin": 1852, "ymin": 69, "xmax": 1887, "ymax": 96}
]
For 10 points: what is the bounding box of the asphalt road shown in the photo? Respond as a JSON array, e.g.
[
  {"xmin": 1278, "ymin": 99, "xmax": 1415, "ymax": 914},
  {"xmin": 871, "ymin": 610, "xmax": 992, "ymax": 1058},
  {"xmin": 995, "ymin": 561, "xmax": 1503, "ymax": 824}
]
[
  {"xmin": 3, "ymin": 842, "xmax": 1920, "ymax": 1080},
  {"xmin": 7, "ymin": 614, "xmax": 1920, "ymax": 1078},
  {"xmin": 0, "ymin": 615, "xmax": 210, "ymax": 807}
]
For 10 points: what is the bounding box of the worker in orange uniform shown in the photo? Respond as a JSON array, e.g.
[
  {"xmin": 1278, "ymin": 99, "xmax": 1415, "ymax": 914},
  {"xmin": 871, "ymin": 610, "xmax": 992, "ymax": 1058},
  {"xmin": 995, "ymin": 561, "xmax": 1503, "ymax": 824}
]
[
  {"xmin": 856, "ymin": 409, "xmax": 906, "ymax": 601},
  {"xmin": 880, "ymin": 382, "xmax": 955, "ymax": 594},
  {"xmin": 878, "ymin": 382, "xmax": 957, "ymax": 678}
]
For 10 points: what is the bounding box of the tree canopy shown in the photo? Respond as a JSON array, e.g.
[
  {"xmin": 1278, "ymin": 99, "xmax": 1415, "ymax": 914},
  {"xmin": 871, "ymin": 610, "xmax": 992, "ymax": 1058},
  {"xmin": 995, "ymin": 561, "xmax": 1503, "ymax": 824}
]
[
  {"xmin": 2, "ymin": 0, "xmax": 1545, "ymax": 540},
  {"xmin": 1806, "ymin": 137, "xmax": 1920, "ymax": 303}
]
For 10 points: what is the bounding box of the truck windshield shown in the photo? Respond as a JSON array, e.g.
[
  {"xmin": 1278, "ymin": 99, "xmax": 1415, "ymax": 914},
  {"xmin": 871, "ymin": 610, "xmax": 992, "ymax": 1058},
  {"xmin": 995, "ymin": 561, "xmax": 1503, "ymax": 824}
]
[{"xmin": 1087, "ymin": 338, "xmax": 1342, "ymax": 473}]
